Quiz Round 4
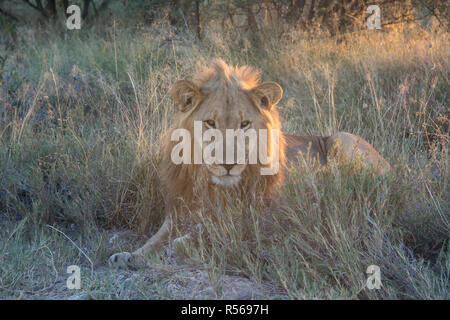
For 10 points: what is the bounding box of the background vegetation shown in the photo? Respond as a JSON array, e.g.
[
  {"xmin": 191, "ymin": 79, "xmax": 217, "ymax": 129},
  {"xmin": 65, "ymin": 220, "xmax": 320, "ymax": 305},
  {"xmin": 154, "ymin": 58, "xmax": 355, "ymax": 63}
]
[{"xmin": 0, "ymin": 0, "xmax": 448, "ymax": 299}]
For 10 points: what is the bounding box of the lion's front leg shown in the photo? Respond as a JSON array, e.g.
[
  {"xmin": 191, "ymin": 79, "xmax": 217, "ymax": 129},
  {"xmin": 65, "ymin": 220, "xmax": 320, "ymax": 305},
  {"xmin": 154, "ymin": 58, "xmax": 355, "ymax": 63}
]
[
  {"xmin": 326, "ymin": 132, "xmax": 391, "ymax": 175},
  {"xmin": 109, "ymin": 215, "xmax": 171, "ymax": 269}
]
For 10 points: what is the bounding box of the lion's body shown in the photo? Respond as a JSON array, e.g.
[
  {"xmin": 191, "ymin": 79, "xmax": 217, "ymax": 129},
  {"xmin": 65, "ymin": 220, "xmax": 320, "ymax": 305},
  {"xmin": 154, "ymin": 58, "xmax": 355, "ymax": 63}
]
[
  {"xmin": 285, "ymin": 133, "xmax": 390, "ymax": 173},
  {"xmin": 109, "ymin": 60, "xmax": 390, "ymax": 269}
]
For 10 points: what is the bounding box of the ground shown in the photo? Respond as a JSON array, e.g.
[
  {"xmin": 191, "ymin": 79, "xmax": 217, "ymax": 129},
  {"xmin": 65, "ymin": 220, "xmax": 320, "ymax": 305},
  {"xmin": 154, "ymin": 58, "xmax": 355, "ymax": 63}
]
[{"xmin": 0, "ymin": 2, "xmax": 448, "ymax": 300}]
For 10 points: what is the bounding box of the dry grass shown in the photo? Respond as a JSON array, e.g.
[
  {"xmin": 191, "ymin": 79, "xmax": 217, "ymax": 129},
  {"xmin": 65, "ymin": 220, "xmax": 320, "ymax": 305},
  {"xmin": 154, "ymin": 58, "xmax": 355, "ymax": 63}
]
[{"xmin": 0, "ymin": 9, "xmax": 448, "ymax": 299}]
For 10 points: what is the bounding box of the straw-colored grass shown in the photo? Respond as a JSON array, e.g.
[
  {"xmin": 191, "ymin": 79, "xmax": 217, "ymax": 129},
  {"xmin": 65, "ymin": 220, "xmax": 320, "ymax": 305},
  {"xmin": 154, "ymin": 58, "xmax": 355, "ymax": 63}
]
[{"xmin": 0, "ymin": 8, "xmax": 448, "ymax": 299}]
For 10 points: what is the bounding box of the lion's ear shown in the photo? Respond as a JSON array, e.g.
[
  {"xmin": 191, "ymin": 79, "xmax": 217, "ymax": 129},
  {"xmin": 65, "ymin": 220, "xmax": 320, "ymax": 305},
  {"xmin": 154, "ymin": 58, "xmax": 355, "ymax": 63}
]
[
  {"xmin": 250, "ymin": 82, "xmax": 283, "ymax": 110},
  {"xmin": 169, "ymin": 80, "xmax": 202, "ymax": 112}
]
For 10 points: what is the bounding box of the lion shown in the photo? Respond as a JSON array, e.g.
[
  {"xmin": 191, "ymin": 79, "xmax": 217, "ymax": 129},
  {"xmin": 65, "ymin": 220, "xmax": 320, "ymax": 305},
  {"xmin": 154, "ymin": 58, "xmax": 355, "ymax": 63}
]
[{"xmin": 109, "ymin": 59, "xmax": 390, "ymax": 268}]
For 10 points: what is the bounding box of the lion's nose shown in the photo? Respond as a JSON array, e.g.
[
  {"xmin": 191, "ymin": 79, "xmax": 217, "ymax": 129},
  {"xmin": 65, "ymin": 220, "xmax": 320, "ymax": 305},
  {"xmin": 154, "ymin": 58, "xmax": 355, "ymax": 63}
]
[{"xmin": 223, "ymin": 164, "xmax": 235, "ymax": 172}]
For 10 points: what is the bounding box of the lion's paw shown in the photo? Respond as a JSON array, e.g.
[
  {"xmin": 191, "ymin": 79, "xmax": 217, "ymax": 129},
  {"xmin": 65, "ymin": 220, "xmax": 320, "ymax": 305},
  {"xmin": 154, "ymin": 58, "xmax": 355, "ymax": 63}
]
[{"xmin": 108, "ymin": 252, "xmax": 139, "ymax": 269}]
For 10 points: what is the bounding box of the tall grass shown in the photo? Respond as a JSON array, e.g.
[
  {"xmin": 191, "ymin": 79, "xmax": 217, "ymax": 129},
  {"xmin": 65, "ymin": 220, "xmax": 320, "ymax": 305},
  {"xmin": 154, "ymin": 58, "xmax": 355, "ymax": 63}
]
[{"xmin": 0, "ymin": 13, "xmax": 448, "ymax": 299}]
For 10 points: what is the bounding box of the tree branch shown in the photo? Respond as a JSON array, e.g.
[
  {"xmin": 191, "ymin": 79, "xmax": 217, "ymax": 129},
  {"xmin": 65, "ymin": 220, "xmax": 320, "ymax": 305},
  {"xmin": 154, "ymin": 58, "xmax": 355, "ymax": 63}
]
[
  {"xmin": 21, "ymin": 0, "xmax": 48, "ymax": 18},
  {"xmin": 0, "ymin": 8, "xmax": 20, "ymax": 22},
  {"xmin": 97, "ymin": 0, "xmax": 113, "ymax": 14},
  {"xmin": 417, "ymin": 0, "xmax": 445, "ymax": 28}
]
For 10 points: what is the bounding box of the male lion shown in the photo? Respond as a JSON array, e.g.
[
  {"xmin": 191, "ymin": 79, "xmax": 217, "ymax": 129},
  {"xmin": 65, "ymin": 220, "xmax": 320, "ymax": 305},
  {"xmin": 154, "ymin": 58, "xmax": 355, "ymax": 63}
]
[{"xmin": 109, "ymin": 59, "xmax": 390, "ymax": 268}]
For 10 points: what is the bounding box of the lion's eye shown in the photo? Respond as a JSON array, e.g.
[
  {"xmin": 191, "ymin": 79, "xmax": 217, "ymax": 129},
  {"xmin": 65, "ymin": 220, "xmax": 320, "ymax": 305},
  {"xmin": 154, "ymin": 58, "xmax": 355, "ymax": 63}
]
[
  {"xmin": 205, "ymin": 120, "xmax": 216, "ymax": 128},
  {"xmin": 240, "ymin": 120, "xmax": 250, "ymax": 129}
]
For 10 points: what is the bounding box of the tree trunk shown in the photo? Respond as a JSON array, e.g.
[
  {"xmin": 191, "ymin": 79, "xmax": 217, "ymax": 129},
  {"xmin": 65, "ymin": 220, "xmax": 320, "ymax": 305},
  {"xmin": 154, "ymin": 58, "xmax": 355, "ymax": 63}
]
[
  {"xmin": 195, "ymin": 0, "xmax": 201, "ymax": 41},
  {"xmin": 246, "ymin": 2, "xmax": 258, "ymax": 34},
  {"xmin": 45, "ymin": 0, "xmax": 57, "ymax": 19},
  {"xmin": 82, "ymin": 0, "xmax": 91, "ymax": 20}
]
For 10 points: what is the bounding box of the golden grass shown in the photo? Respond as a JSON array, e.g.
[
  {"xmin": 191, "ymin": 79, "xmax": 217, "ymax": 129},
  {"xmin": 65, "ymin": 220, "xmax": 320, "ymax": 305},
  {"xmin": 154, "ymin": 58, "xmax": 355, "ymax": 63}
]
[{"xmin": 0, "ymin": 16, "xmax": 448, "ymax": 299}]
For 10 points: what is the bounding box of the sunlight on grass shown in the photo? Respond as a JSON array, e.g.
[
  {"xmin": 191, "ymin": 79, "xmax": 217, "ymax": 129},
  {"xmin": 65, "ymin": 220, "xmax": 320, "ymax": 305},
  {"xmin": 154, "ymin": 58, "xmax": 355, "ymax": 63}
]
[{"xmin": 0, "ymin": 7, "xmax": 448, "ymax": 299}]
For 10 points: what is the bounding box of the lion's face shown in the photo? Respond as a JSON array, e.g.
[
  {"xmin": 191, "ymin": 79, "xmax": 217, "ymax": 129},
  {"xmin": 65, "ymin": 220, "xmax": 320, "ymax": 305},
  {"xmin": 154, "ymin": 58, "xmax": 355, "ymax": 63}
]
[
  {"xmin": 190, "ymin": 88, "xmax": 271, "ymax": 187},
  {"xmin": 168, "ymin": 60, "xmax": 283, "ymax": 188}
]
